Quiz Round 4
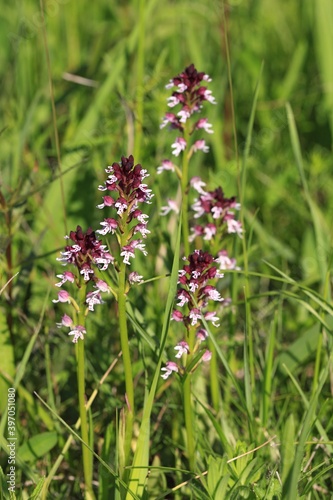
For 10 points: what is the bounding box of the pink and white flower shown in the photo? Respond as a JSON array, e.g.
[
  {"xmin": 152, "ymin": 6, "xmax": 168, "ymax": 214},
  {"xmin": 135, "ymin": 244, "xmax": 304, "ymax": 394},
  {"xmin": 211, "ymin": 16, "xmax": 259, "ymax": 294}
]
[
  {"xmin": 161, "ymin": 361, "xmax": 179, "ymax": 379},
  {"xmin": 167, "ymin": 96, "xmax": 180, "ymax": 107},
  {"xmin": 193, "ymin": 140, "xmax": 209, "ymax": 154},
  {"xmin": 157, "ymin": 160, "xmax": 176, "ymax": 175},
  {"xmin": 174, "ymin": 341, "xmax": 190, "ymax": 358},
  {"xmin": 86, "ymin": 291, "xmax": 103, "ymax": 311},
  {"xmin": 55, "ymin": 271, "xmax": 75, "ymax": 287},
  {"xmin": 97, "ymin": 195, "xmax": 114, "ymax": 209},
  {"xmin": 53, "ymin": 290, "xmax": 71, "ymax": 304},
  {"xmin": 202, "ymin": 350, "xmax": 212, "ymax": 362},
  {"xmin": 160, "ymin": 199, "xmax": 179, "ymax": 216},
  {"xmin": 95, "ymin": 280, "xmax": 110, "ymax": 293},
  {"xmin": 56, "ymin": 314, "xmax": 73, "ymax": 328},
  {"xmin": 190, "ymin": 176, "xmax": 207, "ymax": 194},
  {"xmin": 171, "ymin": 137, "xmax": 187, "ymax": 156},
  {"xmin": 96, "ymin": 218, "xmax": 118, "ymax": 235},
  {"xmin": 129, "ymin": 272, "xmax": 144, "ymax": 284},
  {"xmin": 195, "ymin": 118, "xmax": 214, "ymax": 134},
  {"xmin": 204, "ymin": 311, "xmax": 220, "ymax": 327},
  {"xmin": 68, "ymin": 325, "xmax": 86, "ymax": 343}
]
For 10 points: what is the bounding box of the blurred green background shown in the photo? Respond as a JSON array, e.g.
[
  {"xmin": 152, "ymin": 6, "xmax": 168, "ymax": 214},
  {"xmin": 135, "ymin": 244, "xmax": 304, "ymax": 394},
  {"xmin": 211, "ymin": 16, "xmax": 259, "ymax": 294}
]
[
  {"xmin": 1, "ymin": 0, "xmax": 332, "ymax": 262},
  {"xmin": 1, "ymin": 0, "xmax": 333, "ymax": 496}
]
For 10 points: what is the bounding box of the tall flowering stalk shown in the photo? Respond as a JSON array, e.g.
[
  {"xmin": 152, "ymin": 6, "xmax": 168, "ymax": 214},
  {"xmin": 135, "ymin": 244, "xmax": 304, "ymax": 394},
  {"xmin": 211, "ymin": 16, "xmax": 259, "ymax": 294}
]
[
  {"xmin": 96, "ymin": 154, "xmax": 153, "ymax": 474},
  {"xmin": 190, "ymin": 181, "xmax": 243, "ymax": 248},
  {"xmin": 159, "ymin": 65, "xmax": 242, "ymax": 469},
  {"xmin": 189, "ymin": 179, "xmax": 242, "ymax": 410},
  {"xmin": 54, "ymin": 226, "xmax": 113, "ymax": 499},
  {"xmin": 159, "ymin": 64, "xmax": 216, "ymax": 255},
  {"xmin": 161, "ymin": 250, "xmax": 224, "ymax": 469},
  {"xmin": 54, "ymin": 155, "xmax": 153, "ymax": 490}
]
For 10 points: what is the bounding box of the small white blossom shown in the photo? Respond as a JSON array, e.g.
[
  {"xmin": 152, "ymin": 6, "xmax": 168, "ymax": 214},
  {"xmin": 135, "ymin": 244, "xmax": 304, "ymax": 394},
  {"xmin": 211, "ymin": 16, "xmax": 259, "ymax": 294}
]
[
  {"xmin": 203, "ymin": 89, "xmax": 216, "ymax": 104},
  {"xmin": 193, "ymin": 140, "xmax": 209, "ymax": 154},
  {"xmin": 86, "ymin": 291, "xmax": 103, "ymax": 311},
  {"xmin": 167, "ymin": 96, "xmax": 180, "ymax": 107},
  {"xmin": 56, "ymin": 314, "xmax": 73, "ymax": 329},
  {"xmin": 177, "ymin": 109, "xmax": 191, "ymax": 123},
  {"xmin": 161, "ymin": 361, "xmax": 179, "ymax": 379},
  {"xmin": 55, "ymin": 271, "xmax": 75, "ymax": 287},
  {"xmin": 174, "ymin": 341, "xmax": 189, "ymax": 358},
  {"xmin": 52, "ymin": 290, "xmax": 71, "ymax": 304},
  {"xmin": 171, "ymin": 137, "xmax": 187, "ymax": 156},
  {"xmin": 129, "ymin": 272, "xmax": 144, "ymax": 284},
  {"xmin": 227, "ymin": 218, "xmax": 243, "ymax": 237},
  {"xmin": 160, "ymin": 199, "xmax": 179, "ymax": 216},
  {"xmin": 202, "ymin": 350, "xmax": 212, "ymax": 362},
  {"xmin": 190, "ymin": 176, "xmax": 207, "ymax": 194},
  {"xmin": 189, "ymin": 308, "xmax": 201, "ymax": 326},
  {"xmin": 157, "ymin": 160, "xmax": 175, "ymax": 175},
  {"xmin": 68, "ymin": 325, "xmax": 86, "ymax": 343}
]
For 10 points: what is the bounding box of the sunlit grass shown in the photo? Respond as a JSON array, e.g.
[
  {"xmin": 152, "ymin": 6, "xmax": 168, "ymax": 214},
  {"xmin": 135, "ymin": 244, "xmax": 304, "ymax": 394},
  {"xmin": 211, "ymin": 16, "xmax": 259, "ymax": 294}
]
[{"xmin": 0, "ymin": 0, "xmax": 333, "ymax": 498}]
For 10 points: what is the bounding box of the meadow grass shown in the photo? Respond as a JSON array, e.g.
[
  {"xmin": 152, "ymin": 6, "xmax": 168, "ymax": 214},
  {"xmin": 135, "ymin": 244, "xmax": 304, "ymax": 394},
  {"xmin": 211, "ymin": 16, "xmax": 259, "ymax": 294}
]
[{"xmin": 0, "ymin": 0, "xmax": 333, "ymax": 498}]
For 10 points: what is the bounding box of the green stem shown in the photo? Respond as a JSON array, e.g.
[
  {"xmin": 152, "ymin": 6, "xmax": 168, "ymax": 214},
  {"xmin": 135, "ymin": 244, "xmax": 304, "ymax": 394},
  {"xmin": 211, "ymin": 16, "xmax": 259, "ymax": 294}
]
[
  {"xmin": 76, "ymin": 290, "xmax": 95, "ymax": 499},
  {"xmin": 183, "ymin": 324, "xmax": 197, "ymax": 471},
  {"xmin": 183, "ymin": 374, "xmax": 195, "ymax": 471},
  {"xmin": 118, "ymin": 259, "xmax": 134, "ymax": 469},
  {"xmin": 208, "ymin": 341, "xmax": 220, "ymax": 411},
  {"xmin": 117, "ymin": 220, "xmax": 135, "ymax": 477},
  {"xmin": 312, "ymin": 329, "xmax": 323, "ymax": 395}
]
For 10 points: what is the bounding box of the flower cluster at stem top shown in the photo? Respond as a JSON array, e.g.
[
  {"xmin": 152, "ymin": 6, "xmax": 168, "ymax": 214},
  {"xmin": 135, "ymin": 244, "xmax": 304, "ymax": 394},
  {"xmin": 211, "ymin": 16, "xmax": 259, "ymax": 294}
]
[
  {"xmin": 54, "ymin": 155, "xmax": 153, "ymax": 342},
  {"xmin": 96, "ymin": 154, "xmax": 153, "ymax": 266},
  {"xmin": 161, "ymin": 250, "xmax": 224, "ymax": 379},
  {"xmin": 159, "ymin": 63, "xmax": 216, "ymax": 167},
  {"xmin": 53, "ymin": 226, "xmax": 113, "ymax": 342}
]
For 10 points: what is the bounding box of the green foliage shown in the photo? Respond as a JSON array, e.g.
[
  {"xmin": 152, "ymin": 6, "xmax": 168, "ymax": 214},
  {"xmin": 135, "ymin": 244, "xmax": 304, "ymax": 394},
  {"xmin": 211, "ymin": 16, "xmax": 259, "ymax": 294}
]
[
  {"xmin": 0, "ymin": 0, "xmax": 333, "ymax": 498},
  {"xmin": 17, "ymin": 431, "xmax": 58, "ymax": 463}
]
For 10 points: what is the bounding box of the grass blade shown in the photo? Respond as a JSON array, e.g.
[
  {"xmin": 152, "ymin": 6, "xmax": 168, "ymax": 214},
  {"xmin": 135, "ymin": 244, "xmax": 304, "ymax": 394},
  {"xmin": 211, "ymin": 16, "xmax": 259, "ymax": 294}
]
[
  {"xmin": 126, "ymin": 217, "xmax": 182, "ymax": 498},
  {"xmin": 282, "ymin": 365, "xmax": 329, "ymax": 498}
]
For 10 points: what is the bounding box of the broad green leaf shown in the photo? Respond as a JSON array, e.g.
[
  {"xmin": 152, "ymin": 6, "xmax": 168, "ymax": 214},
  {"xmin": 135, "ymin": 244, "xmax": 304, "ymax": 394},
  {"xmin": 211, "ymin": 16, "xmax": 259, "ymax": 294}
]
[
  {"xmin": 0, "ymin": 315, "xmax": 15, "ymax": 414},
  {"xmin": 207, "ymin": 456, "xmax": 228, "ymax": 496},
  {"xmin": 17, "ymin": 431, "xmax": 58, "ymax": 462},
  {"xmin": 0, "ymin": 275, "xmax": 17, "ymax": 413}
]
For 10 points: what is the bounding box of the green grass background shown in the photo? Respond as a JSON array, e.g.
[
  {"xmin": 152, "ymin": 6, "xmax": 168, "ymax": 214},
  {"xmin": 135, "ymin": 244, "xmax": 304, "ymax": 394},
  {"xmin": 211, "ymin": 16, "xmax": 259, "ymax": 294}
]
[{"xmin": 0, "ymin": 0, "xmax": 333, "ymax": 498}]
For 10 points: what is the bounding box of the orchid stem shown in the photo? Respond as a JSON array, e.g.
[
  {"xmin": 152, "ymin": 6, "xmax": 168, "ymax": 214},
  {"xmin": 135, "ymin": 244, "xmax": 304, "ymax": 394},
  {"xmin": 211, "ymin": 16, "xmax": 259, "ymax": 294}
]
[
  {"xmin": 118, "ymin": 222, "xmax": 135, "ymax": 477},
  {"xmin": 76, "ymin": 285, "xmax": 95, "ymax": 499}
]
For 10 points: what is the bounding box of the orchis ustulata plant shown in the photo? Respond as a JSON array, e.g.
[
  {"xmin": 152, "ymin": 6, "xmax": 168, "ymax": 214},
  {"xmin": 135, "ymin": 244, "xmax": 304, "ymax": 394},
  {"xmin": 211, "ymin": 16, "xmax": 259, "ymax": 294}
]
[
  {"xmin": 95, "ymin": 154, "xmax": 153, "ymax": 474},
  {"xmin": 188, "ymin": 178, "xmax": 243, "ymax": 411},
  {"xmin": 158, "ymin": 65, "xmax": 243, "ymax": 469},
  {"xmin": 54, "ymin": 155, "xmax": 153, "ymax": 492},
  {"xmin": 54, "ymin": 225, "xmax": 113, "ymax": 500},
  {"xmin": 158, "ymin": 63, "xmax": 216, "ymax": 255},
  {"xmin": 161, "ymin": 250, "xmax": 224, "ymax": 470}
]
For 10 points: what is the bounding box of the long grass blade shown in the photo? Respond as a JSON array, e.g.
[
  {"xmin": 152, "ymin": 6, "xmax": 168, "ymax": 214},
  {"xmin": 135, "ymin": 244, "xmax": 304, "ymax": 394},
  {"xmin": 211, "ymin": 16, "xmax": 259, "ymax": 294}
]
[{"xmin": 126, "ymin": 217, "xmax": 182, "ymax": 498}]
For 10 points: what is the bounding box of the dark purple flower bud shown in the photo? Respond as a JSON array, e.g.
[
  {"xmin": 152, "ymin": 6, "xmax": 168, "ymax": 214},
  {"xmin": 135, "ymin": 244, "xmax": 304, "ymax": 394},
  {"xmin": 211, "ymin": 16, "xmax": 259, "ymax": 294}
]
[
  {"xmin": 172, "ymin": 310, "xmax": 184, "ymax": 322},
  {"xmin": 58, "ymin": 226, "xmax": 113, "ymax": 279},
  {"xmin": 163, "ymin": 64, "xmax": 216, "ymax": 138}
]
